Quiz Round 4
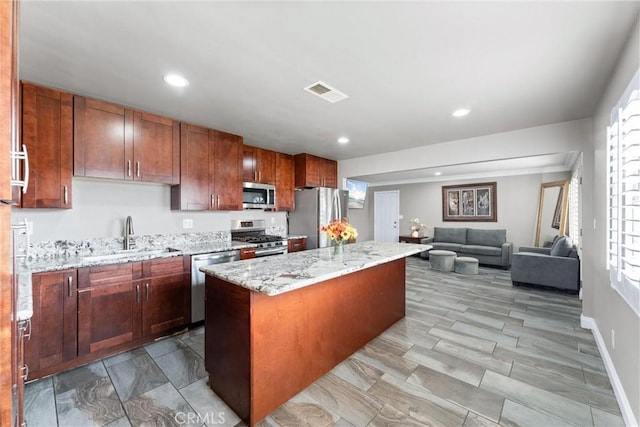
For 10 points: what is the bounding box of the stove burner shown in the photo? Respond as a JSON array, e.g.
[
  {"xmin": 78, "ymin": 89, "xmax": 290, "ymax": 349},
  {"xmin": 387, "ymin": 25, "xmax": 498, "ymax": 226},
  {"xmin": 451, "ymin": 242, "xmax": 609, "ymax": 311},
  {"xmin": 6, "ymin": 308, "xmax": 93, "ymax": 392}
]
[{"xmin": 233, "ymin": 234, "xmax": 283, "ymax": 244}]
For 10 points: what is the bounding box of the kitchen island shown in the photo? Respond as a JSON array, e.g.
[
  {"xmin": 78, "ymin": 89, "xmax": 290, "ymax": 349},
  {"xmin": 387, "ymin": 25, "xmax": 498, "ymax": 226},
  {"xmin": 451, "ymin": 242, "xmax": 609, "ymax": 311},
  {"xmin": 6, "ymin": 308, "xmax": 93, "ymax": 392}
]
[{"xmin": 201, "ymin": 241, "xmax": 429, "ymax": 426}]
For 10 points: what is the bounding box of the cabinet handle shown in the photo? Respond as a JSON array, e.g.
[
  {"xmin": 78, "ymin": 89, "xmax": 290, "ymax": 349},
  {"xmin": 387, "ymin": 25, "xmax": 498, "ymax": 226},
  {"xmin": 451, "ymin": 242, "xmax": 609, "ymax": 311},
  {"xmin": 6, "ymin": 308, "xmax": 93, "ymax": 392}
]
[
  {"xmin": 145, "ymin": 283, "xmax": 150, "ymax": 301},
  {"xmin": 19, "ymin": 319, "xmax": 31, "ymax": 341},
  {"xmin": 67, "ymin": 276, "xmax": 73, "ymax": 297},
  {"xmin": 211, "ymin": 194, "xmax": 214, "ymax": 208},
  {"xmin": 63, "ymin": 185, "xmax": 68, "ymax": 205},
  {"xmin": 258, "ymin": 171, "xmax": 261, "ymax": 182},
  {"xmin": 254, "ymin": 171, "xmax": 258, "ymax": 182},
  {"xmin": 136, "ymin": 161, "xmax": 140, "ymax": 178},
  {"xmin": 136, "ymin": 284, "xmax": 140, "ymax": 303},
  {"xmin": 21, "ymin": 364, "xmax": 28, "ymax": 381},
  {"xmin": 127, "ymin": 160, "xmax": 131, "ymax": 177},
  {"xmin": 216, "ymin": 195, "xmax": 220, "ymax": 208}
]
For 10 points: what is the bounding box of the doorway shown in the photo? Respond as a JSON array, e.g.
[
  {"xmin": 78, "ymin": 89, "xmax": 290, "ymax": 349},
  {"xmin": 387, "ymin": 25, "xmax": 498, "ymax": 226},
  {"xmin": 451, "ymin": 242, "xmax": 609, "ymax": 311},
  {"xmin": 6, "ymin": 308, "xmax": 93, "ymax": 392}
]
[{"xmin": 374, "ymin": 190, "xmax": 399, "ymax": 242}]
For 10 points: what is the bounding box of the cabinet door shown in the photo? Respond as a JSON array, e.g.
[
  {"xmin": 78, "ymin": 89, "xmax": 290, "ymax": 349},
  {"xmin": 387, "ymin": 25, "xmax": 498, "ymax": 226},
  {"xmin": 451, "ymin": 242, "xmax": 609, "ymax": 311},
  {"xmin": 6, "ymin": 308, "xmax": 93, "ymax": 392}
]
[
  {"xmin": 20, "ymin": 83, "xmax": 73, "ymax": 208},
  {"xmin": 211, "ymin": 130, "xmax": 243, "ymax": 210},
  {"xmin": 242, "ymin": 145, "xmax": 257, "ymax": 182},
  {"xmin": 294, "ymin": 153, "xmax": 321, "ymax": 187},
  {"xmin": 288, "ymin": 238, "xmax": 307, "ymax": 253},
  {"xmin": 74, "ymin": 96, "xmax": 133, "ymax": 180},
  {"xmin": 132, "ymin": 111, "xmax": 180, "ymax": 184},
  {"xmin": 322, "ymin": 158, "xmax": 338, "ymax": 188},
  {"xmin": 25, "ymin": 269, "xmax": 77, "ymax": 376},
  {"xmin": 77, "ymin": 263, "xmax": 142, "ymax": 356},
  {"xmin": 171, "ymin": 123, "xmax": 211, "ymax": 210},
  {"xmin": 141, "ymin": 273, "xmax": 190, "ymax": 336},
  {"xmin": 256, "ymin": 147, "xmax": 276, "ymax": 184},
  {"xmin": 141, "ymin": 257, "xmax": 189, "ymax": 336},
  {"xmin": 275, "ymin": 153, "xmax": 294, "ymax": 211}
]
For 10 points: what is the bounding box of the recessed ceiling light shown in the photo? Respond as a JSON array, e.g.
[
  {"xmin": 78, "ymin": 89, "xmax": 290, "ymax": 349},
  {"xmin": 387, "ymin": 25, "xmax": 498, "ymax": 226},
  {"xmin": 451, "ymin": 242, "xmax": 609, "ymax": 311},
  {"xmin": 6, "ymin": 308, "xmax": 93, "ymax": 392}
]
[
  {"xmin": 338, "ymin": 137, "xmax": 350, "ymax": 144},
  {"xmin": 434, "ymin": 171, "xmax": 442, "ymax": 176},
  {"xmin": 452, "ymin": 108, "xmax": 471, "ymax": 117},
  {"xmin": 163, "ymin": 74, "xmax": 189, "ymax": 87}
]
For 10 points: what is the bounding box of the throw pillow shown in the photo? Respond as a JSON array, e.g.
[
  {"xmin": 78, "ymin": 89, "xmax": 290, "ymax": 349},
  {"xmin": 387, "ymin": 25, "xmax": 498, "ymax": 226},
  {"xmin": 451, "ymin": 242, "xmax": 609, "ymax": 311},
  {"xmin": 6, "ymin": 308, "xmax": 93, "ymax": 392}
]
[{"xmin": 550, "ymin": 236, "xmax": 572, "ymax": 257}]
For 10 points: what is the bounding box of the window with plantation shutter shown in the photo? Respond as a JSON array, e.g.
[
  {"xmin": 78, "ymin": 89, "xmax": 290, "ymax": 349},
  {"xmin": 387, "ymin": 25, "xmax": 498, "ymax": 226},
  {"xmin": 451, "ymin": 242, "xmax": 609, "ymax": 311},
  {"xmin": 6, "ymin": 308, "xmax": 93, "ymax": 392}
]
[{"xmin": 607, "ymin": 69, "xmax": 639, "ymax": 316}]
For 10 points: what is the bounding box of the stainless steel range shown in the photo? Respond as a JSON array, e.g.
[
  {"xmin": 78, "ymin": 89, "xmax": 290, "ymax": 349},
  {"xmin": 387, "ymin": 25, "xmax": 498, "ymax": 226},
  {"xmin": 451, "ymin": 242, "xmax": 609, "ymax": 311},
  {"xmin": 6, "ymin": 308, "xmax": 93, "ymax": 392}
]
[{"xmin": 231, "ymin": 219, "xmax": 288, "ymax": 257}]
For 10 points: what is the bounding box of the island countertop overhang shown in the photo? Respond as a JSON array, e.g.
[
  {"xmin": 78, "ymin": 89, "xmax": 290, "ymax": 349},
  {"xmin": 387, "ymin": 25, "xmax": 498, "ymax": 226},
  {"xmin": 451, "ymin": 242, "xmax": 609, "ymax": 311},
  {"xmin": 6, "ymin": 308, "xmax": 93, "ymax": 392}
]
[{"xmin": 200, "ymin": 240, "xmax": 430, "ymax": 296}]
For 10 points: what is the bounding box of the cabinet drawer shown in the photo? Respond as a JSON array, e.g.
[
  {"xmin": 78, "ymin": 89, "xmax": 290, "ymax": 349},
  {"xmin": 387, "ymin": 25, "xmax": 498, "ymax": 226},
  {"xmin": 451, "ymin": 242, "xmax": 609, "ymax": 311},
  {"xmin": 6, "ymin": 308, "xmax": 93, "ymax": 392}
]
[
  {"xmin": 143, "ymin": 256, "xmax": 185, "ymax": 277},
  {"xmin": 78, "ymin": 262, "xmax": 142, "ymax": 288}
]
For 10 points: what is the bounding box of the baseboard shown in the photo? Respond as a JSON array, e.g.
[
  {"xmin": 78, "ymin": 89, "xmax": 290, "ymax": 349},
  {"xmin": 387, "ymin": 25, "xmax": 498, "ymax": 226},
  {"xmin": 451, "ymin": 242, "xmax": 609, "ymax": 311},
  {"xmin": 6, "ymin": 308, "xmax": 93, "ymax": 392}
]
[{"xmin": 580, "ymin": 314, "xmax": 638, "ymax": 427}]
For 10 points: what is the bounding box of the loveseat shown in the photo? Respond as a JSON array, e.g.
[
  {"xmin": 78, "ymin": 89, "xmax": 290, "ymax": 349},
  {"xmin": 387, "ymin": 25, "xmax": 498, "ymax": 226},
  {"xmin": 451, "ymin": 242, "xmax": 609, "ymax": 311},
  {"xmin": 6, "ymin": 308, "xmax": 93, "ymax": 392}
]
[
  {"xmin": 420, "ymin": 227, "xmax": 512, "ymax": 268},
  {"xmin": 511, "ymin": 235, "xmax": 580, "ymax": 293}
]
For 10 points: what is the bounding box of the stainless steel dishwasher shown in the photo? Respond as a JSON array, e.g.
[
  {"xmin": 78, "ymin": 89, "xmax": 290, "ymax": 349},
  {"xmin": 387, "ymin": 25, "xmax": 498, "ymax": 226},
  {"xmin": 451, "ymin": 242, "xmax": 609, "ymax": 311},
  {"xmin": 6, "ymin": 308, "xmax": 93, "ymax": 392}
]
[{"xmin": 191, "ymin": 250, "xmax": 240, "ymax": 323}]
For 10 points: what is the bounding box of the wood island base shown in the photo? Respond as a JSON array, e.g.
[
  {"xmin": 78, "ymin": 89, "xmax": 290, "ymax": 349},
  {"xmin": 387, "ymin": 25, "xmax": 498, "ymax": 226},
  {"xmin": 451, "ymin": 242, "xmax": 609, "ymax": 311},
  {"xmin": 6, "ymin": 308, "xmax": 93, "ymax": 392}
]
[{"xmin": 204, "ymin": 258, "xmax": 406, "ymax": 426}]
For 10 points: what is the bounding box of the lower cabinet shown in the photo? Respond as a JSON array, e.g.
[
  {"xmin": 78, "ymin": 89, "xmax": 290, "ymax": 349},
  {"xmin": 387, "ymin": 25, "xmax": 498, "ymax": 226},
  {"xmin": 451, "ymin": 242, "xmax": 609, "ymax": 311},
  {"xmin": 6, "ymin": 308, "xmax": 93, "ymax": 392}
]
[
  {"xmin": 288, "ymin": 238, "xmax": 307, "ymax": 253},
  {"xmin": 240, "ymin": 247, "xmax": 256, "ymax": 260},
  {"xmin": 25, "ymin": 256, "xmax": 190, "ymax": 379},
  {"xmin": 25, "ymin": 269, "xmax": 77, "ymax": 378}
]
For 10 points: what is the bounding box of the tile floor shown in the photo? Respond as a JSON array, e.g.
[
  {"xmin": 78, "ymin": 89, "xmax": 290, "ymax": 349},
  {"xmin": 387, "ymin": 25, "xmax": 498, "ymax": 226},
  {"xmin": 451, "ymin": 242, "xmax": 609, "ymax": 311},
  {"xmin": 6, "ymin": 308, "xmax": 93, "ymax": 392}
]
[{"xmin": 24, "ymin": 257, "xmax": 625, "ymax": 426}]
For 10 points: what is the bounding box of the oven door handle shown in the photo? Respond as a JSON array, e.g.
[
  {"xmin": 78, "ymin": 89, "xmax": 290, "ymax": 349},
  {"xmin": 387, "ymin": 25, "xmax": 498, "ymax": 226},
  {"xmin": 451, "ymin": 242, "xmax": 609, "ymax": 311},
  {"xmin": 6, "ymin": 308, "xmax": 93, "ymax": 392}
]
[{"xmin": 256, "ymin": 247, "xmax": 287, "ymax": 257}]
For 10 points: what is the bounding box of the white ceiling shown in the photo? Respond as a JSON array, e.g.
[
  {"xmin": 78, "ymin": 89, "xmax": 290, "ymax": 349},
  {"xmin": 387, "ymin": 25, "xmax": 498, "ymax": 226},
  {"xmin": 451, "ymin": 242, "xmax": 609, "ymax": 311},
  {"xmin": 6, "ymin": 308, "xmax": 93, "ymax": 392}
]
[{"xmin": 18, "ymin": 1, "xmax": 639, "ymax": 179}]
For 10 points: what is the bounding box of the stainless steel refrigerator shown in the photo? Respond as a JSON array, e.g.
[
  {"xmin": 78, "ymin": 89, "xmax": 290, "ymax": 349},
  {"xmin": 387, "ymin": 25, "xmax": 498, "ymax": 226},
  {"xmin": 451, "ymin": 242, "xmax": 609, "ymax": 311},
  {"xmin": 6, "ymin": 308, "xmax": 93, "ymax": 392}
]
[{"xmin": 289, "ymin": 187, "xmax": 349, "ymax": 249}]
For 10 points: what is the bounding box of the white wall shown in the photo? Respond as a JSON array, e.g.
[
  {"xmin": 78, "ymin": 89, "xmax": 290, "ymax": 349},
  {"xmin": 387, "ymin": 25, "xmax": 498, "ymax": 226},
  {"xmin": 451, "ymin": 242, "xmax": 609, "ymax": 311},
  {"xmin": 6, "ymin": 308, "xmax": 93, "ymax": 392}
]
[
  {"xmin": 585, "ymin": 16, "xmax": 639, "ymax": 424},
  {"xmin": 339, "ymin": 119, "xmax": 591, "ymax": 180},
  {"xmin": 13, "ymin": 178, "xmax": 288, "ymax": 242},
  {"xmin": 348, "ymin": 172, "xmax": 568, "ymax": 252}
]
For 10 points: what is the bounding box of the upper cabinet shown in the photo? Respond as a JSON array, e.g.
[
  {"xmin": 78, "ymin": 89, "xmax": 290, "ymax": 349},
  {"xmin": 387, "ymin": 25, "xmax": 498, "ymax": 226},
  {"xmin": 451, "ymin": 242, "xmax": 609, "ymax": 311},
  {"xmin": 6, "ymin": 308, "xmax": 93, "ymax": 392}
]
[
  {"xmin": 243, "ymin": 145, "xmax": 276, "ymax": 184},
  {"xmin": 171, "ymin": 123, "xmax": 242, "ymax": 211},
  {"xmin": 294, "ymin": 153, "xmax": 338, "ymax": 188},
  {"xmin": 19, "ymin": 82, "xmax": 73, "ymax": 208},
  {"xmin": 275, "ymin": 152, "xmax": 294, "ymax": 211},
  {"xmin": 74, "ymin": 96, "xmax": 179, "ymax": 184}
]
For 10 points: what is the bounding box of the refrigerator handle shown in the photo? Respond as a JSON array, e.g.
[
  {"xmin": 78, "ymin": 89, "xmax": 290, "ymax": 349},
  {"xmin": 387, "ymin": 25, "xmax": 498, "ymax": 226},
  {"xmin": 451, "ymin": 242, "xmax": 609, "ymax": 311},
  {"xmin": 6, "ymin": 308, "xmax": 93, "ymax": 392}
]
[{"xmin": 336, "ymin": 191, "xmax": 342, "ymax": 220}]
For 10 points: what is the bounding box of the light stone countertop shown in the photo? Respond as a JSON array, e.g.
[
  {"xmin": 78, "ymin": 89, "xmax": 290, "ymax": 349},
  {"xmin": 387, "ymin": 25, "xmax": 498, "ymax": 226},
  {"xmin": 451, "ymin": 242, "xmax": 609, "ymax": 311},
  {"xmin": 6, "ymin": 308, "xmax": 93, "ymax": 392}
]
[
  {"xmin": 17, "ymin": 270, "xmax": 33, "ymax": 321},
  {"xmin": 200, "ymin": 240, "xmax": 431, "ymax": 296}
]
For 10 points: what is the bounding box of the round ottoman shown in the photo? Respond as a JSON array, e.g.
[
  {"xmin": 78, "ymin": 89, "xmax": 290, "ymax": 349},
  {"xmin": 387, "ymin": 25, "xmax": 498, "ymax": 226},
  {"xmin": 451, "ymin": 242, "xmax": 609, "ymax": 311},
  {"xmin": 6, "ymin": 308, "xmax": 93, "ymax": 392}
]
[
  {"xmin": 429, "ymin": 250, "xmax": 457, "ymax": 272},
  {"xmin": 455, "ymin": 257, "xmax": 479, "ymax": 275}
]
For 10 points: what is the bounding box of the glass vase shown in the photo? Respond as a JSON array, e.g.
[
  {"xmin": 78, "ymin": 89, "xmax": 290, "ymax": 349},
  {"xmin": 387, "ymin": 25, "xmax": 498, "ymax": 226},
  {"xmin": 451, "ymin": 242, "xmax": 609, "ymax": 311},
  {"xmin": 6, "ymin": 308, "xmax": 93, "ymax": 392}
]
[{"xmin": 334, "ymin": 242, "xmax": 344, "ymax": 255}]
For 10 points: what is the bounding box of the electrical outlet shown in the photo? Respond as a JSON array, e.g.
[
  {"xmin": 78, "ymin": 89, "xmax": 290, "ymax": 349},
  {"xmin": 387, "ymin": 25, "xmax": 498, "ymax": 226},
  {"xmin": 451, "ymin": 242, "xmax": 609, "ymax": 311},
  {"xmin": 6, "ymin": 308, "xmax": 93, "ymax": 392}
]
[
  {"xmin": 399, "ymin": 214, "xmax": 404, "ymax": 219},
  {"xmin": 182, "ymin": 219, "xmax": 194, "ymax": 229},
  {"xmin": 611, "ymin": 329, "xmax": 615, "ymax": 350},
  {"xmin": 26, "ymin": 221, "xmax": 34, "ymax": 236},
  {"xmin": 270, "ymin": 217, "xmax": 275, "ymax": 224}
]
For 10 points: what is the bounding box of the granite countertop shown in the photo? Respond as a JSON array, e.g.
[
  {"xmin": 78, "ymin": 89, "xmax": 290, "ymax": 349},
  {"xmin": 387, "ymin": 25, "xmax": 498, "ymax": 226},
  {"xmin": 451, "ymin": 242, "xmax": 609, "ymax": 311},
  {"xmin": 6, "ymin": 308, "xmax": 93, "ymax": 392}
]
[
  {"xmin": 23, "ymin": 241, "xmax": 258, "ymax": 274},
  {"xmin": 16, "ymin": 270, "xmax": 33, "ymax": 321},
  {"xmin": 201, "ymin": 241, "xmax": 431, "ymax": 296}
]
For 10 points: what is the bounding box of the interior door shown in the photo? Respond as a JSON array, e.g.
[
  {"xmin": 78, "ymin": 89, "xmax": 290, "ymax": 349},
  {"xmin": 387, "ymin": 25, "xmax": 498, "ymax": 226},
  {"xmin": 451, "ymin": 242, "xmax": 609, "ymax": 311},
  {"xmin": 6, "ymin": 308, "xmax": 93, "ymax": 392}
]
[{"xmin": 374, "ymin": 190, "xmax": 399, "ymax": 242}]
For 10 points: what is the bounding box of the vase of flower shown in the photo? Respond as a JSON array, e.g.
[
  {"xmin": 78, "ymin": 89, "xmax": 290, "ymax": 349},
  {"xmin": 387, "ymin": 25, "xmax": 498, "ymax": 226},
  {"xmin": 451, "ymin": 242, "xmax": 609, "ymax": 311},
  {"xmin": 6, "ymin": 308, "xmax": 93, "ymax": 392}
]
[{"xmin": 321, "ymin": 218, "xmax": 358, "ymax": 255}]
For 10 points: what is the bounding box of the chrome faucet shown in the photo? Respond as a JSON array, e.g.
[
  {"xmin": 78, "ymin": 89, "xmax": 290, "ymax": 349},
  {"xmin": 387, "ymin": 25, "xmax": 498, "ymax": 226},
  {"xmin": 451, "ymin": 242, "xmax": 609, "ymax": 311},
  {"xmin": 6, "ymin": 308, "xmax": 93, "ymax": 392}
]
[{"xmin": 124, "ymin": 216, "xmax": 135, "ymax": 250}]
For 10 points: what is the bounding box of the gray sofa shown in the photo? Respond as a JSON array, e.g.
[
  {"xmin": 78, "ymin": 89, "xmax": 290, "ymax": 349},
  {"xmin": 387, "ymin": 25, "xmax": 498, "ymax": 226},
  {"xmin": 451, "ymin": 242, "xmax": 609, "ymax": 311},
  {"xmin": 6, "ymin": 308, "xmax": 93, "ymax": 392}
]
[
  {"xmin": 420, "ymin": 227, "xmax": 513, "ymax": 268},
  {"xmin": 511, "ymin": 236, "xmax": 580, "ymax": 293}
]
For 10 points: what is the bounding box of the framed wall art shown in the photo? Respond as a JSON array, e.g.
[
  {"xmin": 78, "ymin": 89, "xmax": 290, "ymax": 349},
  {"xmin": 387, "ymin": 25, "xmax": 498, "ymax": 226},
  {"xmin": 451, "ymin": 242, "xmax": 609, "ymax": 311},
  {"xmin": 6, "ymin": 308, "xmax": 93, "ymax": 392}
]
[{"xmin": 442, "ymin": 182, "xmax": 497, "ymax": 222}]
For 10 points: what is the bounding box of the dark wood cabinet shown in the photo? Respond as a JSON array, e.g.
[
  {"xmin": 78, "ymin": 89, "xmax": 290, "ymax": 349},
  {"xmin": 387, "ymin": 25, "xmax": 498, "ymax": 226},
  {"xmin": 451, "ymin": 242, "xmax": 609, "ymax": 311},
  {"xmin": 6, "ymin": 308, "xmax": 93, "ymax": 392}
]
[
  {"xmin": 77, "ymin": 257, "xmax": 189, "ymax": 357},
  {"xmin": 74, "ymin": 96, "xmax": 132, "ymax": 180},
  {"xmin": 74, "ymin": 96, "xmax": 179, "ymax": 184},
  {"xmin": 171, "ymin": 124, "xmax": 242, "ymax": 211},
  {"xmin": 25, "ymin": 269, "xmax": 77, "ymax": 377},
  {"xmin": 288, "ymin": 238, "xmax": 306, "ymax": 253},
  {"xmin": 211, "ymin": 129, "xmax": 243, "ymax": 210},
  {"xmin": 294, "ymin": 153, "xmax": 338, "ymax": 188},
  {"xmin": 19, "ymin": 82, "xmax": 73, "ymax": 208},
  {"xmin": 140, "ymin": 257, "xmax": 190, "ymax": 337},
  {"xmin": 240, "ymin": 247, "xmax": 256, "ymax": 260},
  {"xmin": 77, "ymin": 262, "xmax": 142, "ymax": 356},
  {"xmin": 275, "ymin": 153, "xmax": 295, "ymax": 211},
  {"xmin": 132, "ymin": 111, "xmax": 180, "ymax": 184},
  {"xmin": 243, "ymin": 145, "xmax": 276, "ymax": 184}
]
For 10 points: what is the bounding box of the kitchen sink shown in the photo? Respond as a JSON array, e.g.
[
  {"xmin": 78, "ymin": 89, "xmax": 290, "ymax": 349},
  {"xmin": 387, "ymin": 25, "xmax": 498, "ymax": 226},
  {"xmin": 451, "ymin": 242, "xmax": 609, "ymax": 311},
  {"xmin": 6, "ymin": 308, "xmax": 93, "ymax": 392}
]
[{"xmin": 82, "ymin": 248, "xmax": 181, "ymax": 263}]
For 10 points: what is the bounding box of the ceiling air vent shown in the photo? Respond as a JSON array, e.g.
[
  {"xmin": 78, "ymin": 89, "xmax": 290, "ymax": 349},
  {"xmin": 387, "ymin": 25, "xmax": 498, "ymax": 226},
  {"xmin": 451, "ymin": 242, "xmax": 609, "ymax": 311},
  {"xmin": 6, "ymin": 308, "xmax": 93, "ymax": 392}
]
[{"xmin": 303, "ymin": 81, "xmax": 348, "ymax": 104}]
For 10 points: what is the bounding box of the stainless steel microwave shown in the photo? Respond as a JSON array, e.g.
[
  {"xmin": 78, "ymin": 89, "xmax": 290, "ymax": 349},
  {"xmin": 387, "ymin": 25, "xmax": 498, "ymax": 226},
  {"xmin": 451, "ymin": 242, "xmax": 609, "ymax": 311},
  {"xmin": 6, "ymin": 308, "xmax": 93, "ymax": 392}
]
[{"xmin": 242, "ymin": 182, "xmax": 276, "ymax": 209}]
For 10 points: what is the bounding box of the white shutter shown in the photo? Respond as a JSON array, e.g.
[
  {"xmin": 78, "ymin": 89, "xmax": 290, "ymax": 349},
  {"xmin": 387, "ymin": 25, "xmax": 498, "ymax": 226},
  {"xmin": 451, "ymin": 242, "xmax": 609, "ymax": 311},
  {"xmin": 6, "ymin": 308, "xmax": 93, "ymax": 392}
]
[{"xmin": 607, "ymin": 69, "xmax": 640, "ymax": 316}]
